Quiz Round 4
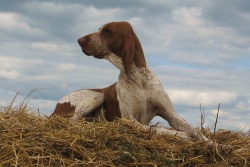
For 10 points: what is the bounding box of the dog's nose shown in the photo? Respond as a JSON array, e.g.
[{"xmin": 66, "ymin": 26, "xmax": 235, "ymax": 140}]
[
  {"xmin": 77, "ymin": 38, "xmax": 85, "ymax": 46},
  {"xmin": 77, "ymin": 38, "xmax": 84, "ymax": 45}
]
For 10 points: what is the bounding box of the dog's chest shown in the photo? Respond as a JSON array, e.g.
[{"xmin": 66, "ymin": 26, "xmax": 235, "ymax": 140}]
[{"xmin": 115, "ymin": 67, "xmax": 163, "ymax": 119}]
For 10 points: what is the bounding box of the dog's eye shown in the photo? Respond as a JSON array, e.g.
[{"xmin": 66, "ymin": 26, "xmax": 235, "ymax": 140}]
[{"xmin": 103, "ymin": 28, "xmax": 112, "ymax": 34}]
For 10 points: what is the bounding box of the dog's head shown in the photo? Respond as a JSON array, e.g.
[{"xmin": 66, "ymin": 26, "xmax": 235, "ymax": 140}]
[{"xmin": 78, "ymin": 21, "xmax": 146, "ymax": 75}]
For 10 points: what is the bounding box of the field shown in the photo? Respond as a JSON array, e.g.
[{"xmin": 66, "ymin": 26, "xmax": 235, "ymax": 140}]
[{"xmin": 0, "ymin": 99, "xmax": 249, "ymax": 166}]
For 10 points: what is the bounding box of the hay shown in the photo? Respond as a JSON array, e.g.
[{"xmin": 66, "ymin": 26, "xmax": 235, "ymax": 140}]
[{"xmin": 0, "ymin": 104, "xmax": 249, "ymax": 166}]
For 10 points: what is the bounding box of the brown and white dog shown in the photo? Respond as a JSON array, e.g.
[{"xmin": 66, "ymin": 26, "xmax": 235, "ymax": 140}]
[{"xmin": 52, "ymin": 21, "xmax": 209, "ymax": 141}]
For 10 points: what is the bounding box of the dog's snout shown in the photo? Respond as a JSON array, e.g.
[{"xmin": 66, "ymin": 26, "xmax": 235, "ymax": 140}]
[{"xmin": 77, "ymin": 37, "xmax": 86, "ymax": 46}]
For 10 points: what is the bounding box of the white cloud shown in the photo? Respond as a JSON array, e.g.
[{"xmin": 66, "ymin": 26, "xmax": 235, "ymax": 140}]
[
  {"xmin": 57, "ymin": 63, "xmax": 76, "ymax": 71},
  {"xmin": 220, "ymin": 121, "xmax": 250, "ymax": 132},
  {"xmin": 210, "ymin": 109, "xmax": 235, "ymax": 118},
  {"xmin": 84, "ymin": 6, "xmax": 121, "ymax": 19},
  {"xmin": 28, "ymin": 98, "xmax": 57, "ymax": 115},
  {"xmin": 0, "ymin": 12, "xmax": 45, "ymax": 35},
  {"xmin": 0, "ymin": 56, "xmax": 44, "ymax": 69},
  {"xmin": 23, "ymin": 1, "xmax": 82, "ymax": 15},
  {"xmin": 24, "ymin": 75, "xmax": 58, "ymax": 81},
  {"xmin": 60, "ymin": 83, "xmax": 70, "ymax": 90},
  {"xmin": 74, "ymin": 6, "xmax": 123, "ymax": 33},
  {"xmin": 31, "ymin": 42, "xmax": 60, "ymax": 52},
  {"xmin": 172, "ymin": 7, "xmax": 202, "ymax": 26},
  {"xmin": 0, "ymin": 13, "xmax": 26, "ymax": 30},
  {"xmin": 0, "ymin": 56, "xmax": 21, "ymax": 69},
  {"xmin": 0, "ymin": 89, "xmax": 56, "ymax": 115},
  {"xmin": 0, "ymin": 70, "xmax": 19, "ymax": 79},
  {"xmin": 167, "ymin": 89, "xmax": 237, "ymax": 106},
  {"xmin": 203, "ymin": 112, "xmax": 250, "ymax": 132},
  {"xmin": 236, "ymin": 100, "xmax": 250, "ymax": 111},
  {"xmin": 24, "ymin": 1, "xmax": 67, "ymax": 14},
  {"xmin": 136, "ymin": 5, "xmax": 250, "ymax": 68},
  {"xmin": 30, "ymin": 42, "xmax": 75, "ymax": 56}
]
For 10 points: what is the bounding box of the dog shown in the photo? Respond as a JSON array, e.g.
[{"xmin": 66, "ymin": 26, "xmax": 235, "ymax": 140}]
[{"xmin": 53, "ymin": 21, "xmax": 209, "ymax": 141}]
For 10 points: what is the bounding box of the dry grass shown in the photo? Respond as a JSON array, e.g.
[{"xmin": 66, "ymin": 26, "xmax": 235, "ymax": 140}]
[{"xmin": 0, "ymin": 101, "xmax": 249, "ymax": 166}]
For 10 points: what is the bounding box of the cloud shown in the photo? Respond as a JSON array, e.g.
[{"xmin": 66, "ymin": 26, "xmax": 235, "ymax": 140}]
[
  {"xmin": 0, "ymin": 13, "xmax": 34, "ymax": 32},
  {"xmin": 0, "ymin": 70, "xmax": 19, "ymax": 79},
  {"xmin": 0, "ymin": 56, "xmax": 44, "ymax": 80},
  {"xmin": 236, "ymin": 99, "xmax": 250, "ymax": 111},
  {"xmin": 0, "ymin": 12, "xmax": 46, "ymax": 38},
  {"xmin": 202, "ymin": 109, "xmax": 250, "ymax": 131},
  {"xmin": 73, "ymin": 6, "xmax": 124, "ymax": 35},
  {"xmin": 0, "ymin": 56, "xmax": 44, "ymax": 69},
  {"xmin": 23, "ymin": 1, "xmax": 74, "ymax": 14},
  {"xmin": 57, "ymin": 63, "xmax": 76, "ymax": 71},
  {"xmin": 28, "ymin": 98, "xmax": 57, "ymax": 115},
  {"xmin": 0, "ymin": 89, "xmax": 57, "ymax": 115},
  {"xmin": 172, "ymin": 7, "xmax": 202, "ymax": 26},
  {"xmin": 168, "ymin": 89, "xmax": 237, "ymax": 106},
  {"xmin": 31, "ymin": 42, "xmax": 60, "ymax": 53},
  {"xmin": 155, "ymin": 65, "xmax": 250, "ymax": 98},
  {"xmin": 30, "ymin": 42, "xmax": 75, "ymax": 56},
  {"xmin": 128, "ymin": 3, "xmax": 250, "ymax": 69}
]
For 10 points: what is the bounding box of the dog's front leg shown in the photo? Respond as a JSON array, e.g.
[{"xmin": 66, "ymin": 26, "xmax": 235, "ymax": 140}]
[
  {"xmin": 152, "ymin": 90, "xmax": 209, "ymax": 141},
  {"xmin": 124, "ymin": 116, "xmax": 193, "ymax": 141}
]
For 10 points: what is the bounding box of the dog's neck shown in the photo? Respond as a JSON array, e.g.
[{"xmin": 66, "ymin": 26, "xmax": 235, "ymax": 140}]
[
  {"xmin": 104, "ymin": 53, "xmax": 153, "ymax": 81},
  {"xmin": 104, "ymin": 53, "xmax": 129, "ymax": 73}
]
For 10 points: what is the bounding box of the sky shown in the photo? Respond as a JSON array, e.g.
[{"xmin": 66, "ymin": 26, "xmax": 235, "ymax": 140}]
[{"xmin": 0, "ymin": 0, "xmax": 249, "ymax": 132}]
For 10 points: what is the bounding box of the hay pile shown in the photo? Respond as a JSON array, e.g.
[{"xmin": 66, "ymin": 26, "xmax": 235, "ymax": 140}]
[{"xmin": 0, "ymin": 104, "xmax": 249, "ymax": 166}]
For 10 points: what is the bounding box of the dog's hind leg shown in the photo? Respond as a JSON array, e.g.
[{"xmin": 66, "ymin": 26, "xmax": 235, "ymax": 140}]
[{"xmin": 52, "ymin": 90, "xmax": 104, "ymax": 120}]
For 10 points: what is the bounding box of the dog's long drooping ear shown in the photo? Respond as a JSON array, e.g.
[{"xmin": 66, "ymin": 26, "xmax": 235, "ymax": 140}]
[{"xmin": 122, "ymin": 35, "xmax": 135, "ymax": 75}]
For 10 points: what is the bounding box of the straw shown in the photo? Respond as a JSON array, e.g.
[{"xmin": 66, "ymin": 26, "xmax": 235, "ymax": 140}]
[{"xmin": 0, "ymin": 101, "xmax": 249, "ymax": 166}]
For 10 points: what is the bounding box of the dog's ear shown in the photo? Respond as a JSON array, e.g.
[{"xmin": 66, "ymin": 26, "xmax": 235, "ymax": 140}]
[{"xmin": 122, "ymin": 35, "xmax": 135, "ymax": 75}]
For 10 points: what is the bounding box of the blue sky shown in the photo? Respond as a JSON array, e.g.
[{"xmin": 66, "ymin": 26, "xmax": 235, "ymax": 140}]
[{"xmin": 0, "ymin": 0, "xmax": 249, "ymax": 132}]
